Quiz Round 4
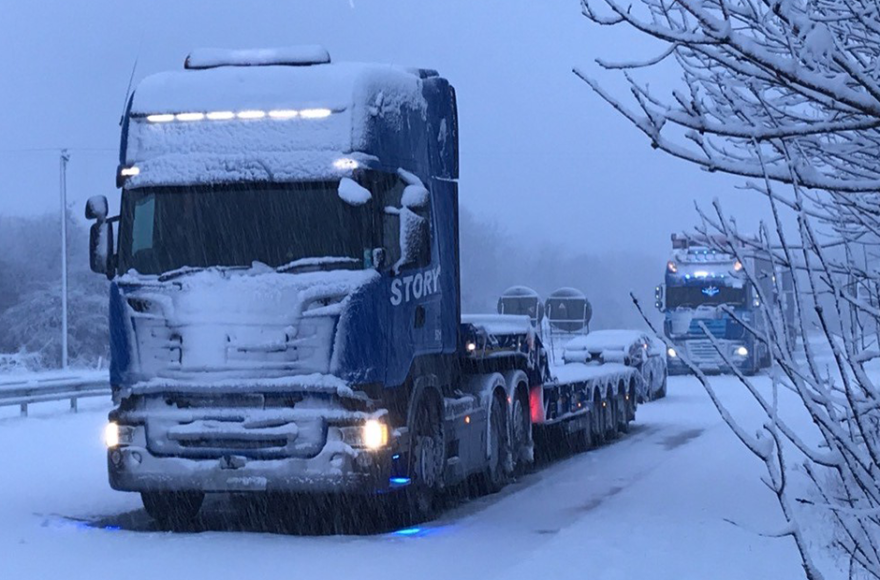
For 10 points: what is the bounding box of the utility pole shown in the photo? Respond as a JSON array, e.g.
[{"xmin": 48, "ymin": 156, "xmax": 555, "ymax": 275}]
[{"xmin": 60, "ymin": 149, "xmax": 70, "ymax": 369}]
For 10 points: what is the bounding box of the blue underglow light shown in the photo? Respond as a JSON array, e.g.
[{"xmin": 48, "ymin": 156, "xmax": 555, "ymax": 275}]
[
  {"xmin": 390, "ymin": 477, "xmax": 411, "ymax": 487},
  {"xmin": 392, "ymin": 454, "xmax": 400, "ymax": 460},
  {"xmin": 394, "ymin": 527, "xmax": 422, "ymax": 536}
]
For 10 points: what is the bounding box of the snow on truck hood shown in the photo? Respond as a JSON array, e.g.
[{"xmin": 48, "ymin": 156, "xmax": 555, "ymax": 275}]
[
  {"xmin": 117, "ymin": 266, "xmax": 378, "ymax": 392},
  {"xmin": 125, "ymin": 62, "xmax": 426, "ymax": 187}
]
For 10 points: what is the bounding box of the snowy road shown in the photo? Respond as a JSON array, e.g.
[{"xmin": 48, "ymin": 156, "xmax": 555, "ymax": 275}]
[{"xmin": 0, "ymin": 375, "xmax": 811, "ymax": 580}]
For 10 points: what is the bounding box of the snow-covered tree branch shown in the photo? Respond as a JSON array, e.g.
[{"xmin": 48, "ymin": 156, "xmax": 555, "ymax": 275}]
[{"xmin": 580, "ymin": 0, "xmax": 880, "ymax": 576}]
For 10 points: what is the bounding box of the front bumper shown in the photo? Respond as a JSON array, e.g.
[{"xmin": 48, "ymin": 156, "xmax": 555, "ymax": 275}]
[
  {"xmin": 108, "ymin": 432, "xmax": 399, "ymax": 494},
  {"xmin": 667, "ymin": 339, "xmax": 752, "ymax": 375}
]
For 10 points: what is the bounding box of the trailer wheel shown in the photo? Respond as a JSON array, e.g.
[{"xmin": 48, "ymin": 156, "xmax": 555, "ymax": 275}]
[
  {"xmin": 582, "ymin": 410, "xmax": 596, "ymax": 450},
  {"xmin": 141, "ymin": 491, "xmax": 204, "ymax": 529},
  {"xmin": 482, "ymin": 395, "xmax": 511, "ymax": 494},
  {"xmin": 402, "ymin": 394, "xmax": 445, "ymax": 523},
  {"xmin": 591, "ymin": 392, "xmax": 606, "ymax": 446},
  {"xmin": 605, "ymin": 396, "xmax": 620, "ymax": 440},
  {"xmin": 510, "ymin": 391, "xmax": 533, "ymax": 475},
  {"xmin": 617, "ymin": 389, "xmax": 630, "ymax": 434}
]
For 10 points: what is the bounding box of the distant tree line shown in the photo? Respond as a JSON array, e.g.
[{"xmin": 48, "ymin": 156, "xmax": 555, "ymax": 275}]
[
  {"xmin": 0, "ymin": 208, "xmax": 655, "ymax": 372},
  {"xmin": 0, "ymin": 212, "xmax": 109, "ymax": 371},
  {"xmin": 459, "ymin": 208, "xmax": 660, "ymax": 330}
]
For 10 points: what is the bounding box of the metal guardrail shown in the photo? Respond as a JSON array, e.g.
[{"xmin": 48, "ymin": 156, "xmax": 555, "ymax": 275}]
[{"xmin": 0, "ymin": 374, "xmax": 110, "ymax": 417}]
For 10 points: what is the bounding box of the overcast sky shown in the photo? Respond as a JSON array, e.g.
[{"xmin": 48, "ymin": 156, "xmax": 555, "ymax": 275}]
[{"xmin": 0, "ymin": 0, "xmax": 763, "ymax": 265}]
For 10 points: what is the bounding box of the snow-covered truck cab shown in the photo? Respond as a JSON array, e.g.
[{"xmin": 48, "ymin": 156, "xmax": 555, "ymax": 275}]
[
  {"xmin": 656, "ymin": 234, "xmax": 774, "ymax": 375},
  {"xmin": 86, "ymin": 47, "xmax": 464, "ymax": 520}
]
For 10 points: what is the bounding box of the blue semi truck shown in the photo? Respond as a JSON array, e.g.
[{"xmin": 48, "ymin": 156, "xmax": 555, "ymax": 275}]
[
  {"xmin": 655, "ymin": 234, "xmax": 795, "ymax": 375},
  {"xmin": 87, "ymin": 47, "xmax": 639, "ymax": 527}
]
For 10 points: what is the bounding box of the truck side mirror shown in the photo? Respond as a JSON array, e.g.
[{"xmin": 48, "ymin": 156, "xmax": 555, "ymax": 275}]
[
  {"xmin": 85, "ymin": 195, "xmax": 109, "ymax": 221},
  {"xmin": 391, "ymin": 208, "xmax": 429, "ymax": 274},
  {"xmin": 86, "ymin": 195, "xmax": 116, "ymax": 279},
  {"xmin": 372, "ymin": 247, "xmax": 386, "ymax": 269},
  {"xmin": 654, "ymin": 285, "xmax": 665, "ymax": 310},
  {"xmin": 89, "ymin": 218, "xmax": 116, "ymax": 280}
]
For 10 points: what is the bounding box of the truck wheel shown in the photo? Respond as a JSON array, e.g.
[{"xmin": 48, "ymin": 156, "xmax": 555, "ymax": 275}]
[
  {"xmin": 141, "ymin": 491, "xmax": 204, "ymax": 529},
  {"xmin": 581, "ymin": 410, "xmax": 596, "ymax": 450},
  {"xmin": 605, "ymin": 397, "xmax": 620, "ymax": 440},
  {"xmin": 482, "ymin": 395, "xmax": 511, "ymax": 494},
  {"xmin": 510, "ymin": 393, "xmax": 533, "ymax": 475},
  {"xmin": 617, "ymin": 390, "xmax": 630, "ymax": 434},
  {"xmin": 403, "ymin": 396, "xmax": 445, "ymax": 523},
  {"xmin": 591, "ymin": 395, "xmax": 606, "ymax": 446}
]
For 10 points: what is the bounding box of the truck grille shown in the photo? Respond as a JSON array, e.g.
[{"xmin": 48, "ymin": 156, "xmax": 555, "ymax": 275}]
[
  {"xmin": 687, "ymin": 319, "xmax": 727, "ymax": 338},
  {"xmin": 686, "ymin": 340, "xmax": 725, "ymax": 365},
  {"xmin": 146, "ymin": 410, "xmax": 327, "ymax": 460}
]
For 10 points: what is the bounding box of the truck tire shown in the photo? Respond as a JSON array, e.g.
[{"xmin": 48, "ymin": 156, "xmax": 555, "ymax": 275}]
[
  {"xmin": 141, "ymin": 491, "xmax": 204, "ymax": 529},
  {"xmin": 581, "ymin": 410, "xmax": 596, "ymax": 450},
  {"xmin": 402, "ymin": 394, "xmax": 445, "ymax": 523},
  {"xmin": 605, "ymin": 396, "xmax": 620, "ymax": 440},
  {"xmin": 617, "ymin": 388, "xmax": 630, "ymax": 434},
  {"xmin": 481, "ymin": 395, "xmax": 511, "ymax": 494},
  {"xmin": 591, "ymin": 392, "xmax": 606, "ymax": 446},
  {"xmin": 510, "ymin": 392, "xmax": 533, "ymax": 475}
]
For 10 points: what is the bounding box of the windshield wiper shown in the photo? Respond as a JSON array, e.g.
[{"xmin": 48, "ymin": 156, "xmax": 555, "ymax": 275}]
[
  {"xmin": 158, "ymin": 265, "xmax": 251, "ymax": 282},
  {"xmin": 276, "ymin": 257, "xmax": 360, "ymax": 274}
]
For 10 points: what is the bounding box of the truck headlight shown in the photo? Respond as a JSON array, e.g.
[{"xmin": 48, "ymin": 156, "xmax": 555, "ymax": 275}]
[
  {"xmin": 104, "ymin": 422, "xmax": 135, "ymax": 448},
  {"xmin": 363, "ymin": 419, "xmax": 389, "ymax": 450},
  {"xmin": 667, "ymin": 347, "xmax": 677, "ymax": 358},
  {"xmin": 734, "ymin": 346, "xmax": 748, "ymax": 357}
]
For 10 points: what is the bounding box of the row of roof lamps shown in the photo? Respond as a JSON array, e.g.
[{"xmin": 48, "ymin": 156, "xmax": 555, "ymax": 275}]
[
  {"xmin": 667, "ymin": 260, "xmax": 742, "ymax": 274},
  {"xmin": 136, "ymin": 108, "xmax": 335, "ymax": 123}
]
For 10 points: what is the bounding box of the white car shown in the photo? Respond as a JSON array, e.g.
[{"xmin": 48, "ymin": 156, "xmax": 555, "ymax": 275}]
[{"xmin": 562, "ymin": 330, "xmax": 668, "ymax": 402}]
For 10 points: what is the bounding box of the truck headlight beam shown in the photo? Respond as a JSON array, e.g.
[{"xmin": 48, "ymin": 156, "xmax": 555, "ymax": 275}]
[
  {"xmin": 363, "ymin": 419, "xmax": 389, "ymax": 450},
  {"xmin": 104, "ymin": 422, "xmax": 135, "ymax": 448}
]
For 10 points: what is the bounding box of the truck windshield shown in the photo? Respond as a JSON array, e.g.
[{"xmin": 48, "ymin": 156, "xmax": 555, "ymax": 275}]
[
  {"xmin": 666, "ymin": 285, "xmax": 747, "ymax": 308},
  {"xmin": 117, "ymin": 181, "xmax": 378, "ymax": 276}
]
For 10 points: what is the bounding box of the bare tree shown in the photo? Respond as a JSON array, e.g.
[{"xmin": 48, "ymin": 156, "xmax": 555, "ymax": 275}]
[{"xmin": 579, "ymin": 0, "xmax": 880, "ymax": 576}]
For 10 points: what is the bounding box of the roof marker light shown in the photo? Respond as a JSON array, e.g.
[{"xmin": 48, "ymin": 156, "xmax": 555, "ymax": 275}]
[
  {"xmin": 334, "ymin": 158, "xmax": 359, "ymax": 170},
  {"xmin": 206, "ymin": 111, "xmax": 235, "ymax": 120},
  {"xmin": 146, "ymin": 114, "xmax": 175, "ymax": 123},
  {"xmin": 120, "ymin": 166, "xmax": 140, "ymax": 177},
  {"xmin": 269, "ymin": 109, "xmax": 299, "ymax": 119},
  {"xmin": 176, "ymin": 112, "xmax": 205, "ymax": 122},
  {"xmin": 300, "ymin": 108, "xmax": 333, "ymax": 119},
  {"xmin": 237, "ymin": 110, "xmax": 266, "ymax": 120},
  {"xmin": 667, "ymin": 260, "xmax": 677, "ymax": 273}
]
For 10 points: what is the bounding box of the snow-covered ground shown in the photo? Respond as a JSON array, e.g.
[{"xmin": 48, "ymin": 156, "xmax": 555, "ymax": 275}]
[{"xmin": 0, "ymin": 373, "xmax": 819, "ymax": 580}]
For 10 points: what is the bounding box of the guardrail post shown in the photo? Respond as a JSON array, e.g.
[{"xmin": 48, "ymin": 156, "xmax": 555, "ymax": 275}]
[
  {"xmin": 20, "ymin": 403, "xmax": 28, "ymax": 417},
  {"xmin": 70, "ymin": 397, "xmax": 78, "ymax": 413}
]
